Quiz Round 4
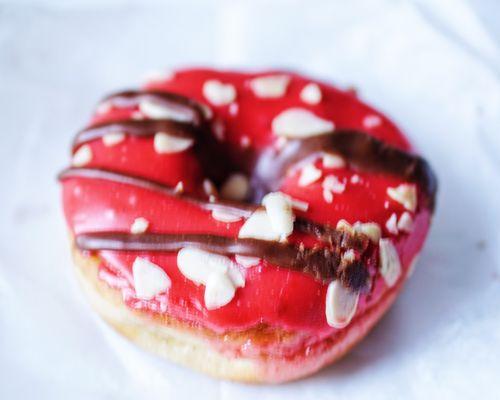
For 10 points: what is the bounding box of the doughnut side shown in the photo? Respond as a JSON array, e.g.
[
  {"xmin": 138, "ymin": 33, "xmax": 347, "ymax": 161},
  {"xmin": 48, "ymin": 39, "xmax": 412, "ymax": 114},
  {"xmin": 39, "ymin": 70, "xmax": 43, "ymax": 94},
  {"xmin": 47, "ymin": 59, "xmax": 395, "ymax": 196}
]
[{"xmin": 72, "ymin": 243, "xmax": 417, "ymax": 383}]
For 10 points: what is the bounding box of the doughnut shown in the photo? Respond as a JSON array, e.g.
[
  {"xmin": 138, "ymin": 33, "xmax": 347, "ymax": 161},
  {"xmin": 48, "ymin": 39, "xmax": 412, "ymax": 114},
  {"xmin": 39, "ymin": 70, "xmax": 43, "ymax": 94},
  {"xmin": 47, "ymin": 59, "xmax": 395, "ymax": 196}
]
[{"xmin": 59, "ymin": 68, "xmax": 437, "ymax": 383}]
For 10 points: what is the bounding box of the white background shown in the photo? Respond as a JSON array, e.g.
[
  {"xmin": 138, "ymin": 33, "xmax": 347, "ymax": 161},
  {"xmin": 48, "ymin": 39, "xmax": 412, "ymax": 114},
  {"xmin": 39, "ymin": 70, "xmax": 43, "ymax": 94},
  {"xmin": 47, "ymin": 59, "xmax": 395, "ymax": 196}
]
[{"xmin": 1, "ymin": 0, "xmax": 499, "ymax": 399}]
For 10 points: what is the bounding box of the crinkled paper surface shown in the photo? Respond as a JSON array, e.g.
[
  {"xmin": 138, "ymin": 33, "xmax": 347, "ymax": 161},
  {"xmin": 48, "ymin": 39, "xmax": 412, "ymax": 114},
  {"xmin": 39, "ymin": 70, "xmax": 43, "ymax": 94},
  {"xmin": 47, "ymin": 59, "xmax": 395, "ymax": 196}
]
[{"xmin": 1, "ymin": 0, "xmax": 499, "ymax": 398}]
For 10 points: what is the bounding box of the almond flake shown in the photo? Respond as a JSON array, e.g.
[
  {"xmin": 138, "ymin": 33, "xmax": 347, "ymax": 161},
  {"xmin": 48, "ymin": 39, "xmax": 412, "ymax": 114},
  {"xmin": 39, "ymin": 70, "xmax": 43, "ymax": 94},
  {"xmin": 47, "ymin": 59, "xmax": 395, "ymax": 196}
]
[
  {"xmin": 385, "ymin": 213, "xmax": 399, "ymax": 235},
  {"xmin": 322, "ymin": 152, "xmax": 345, "ymax": 169},
  {"xmin": 203, "ymin": 80, "xmax": 236, "ymax": 106},
  {"xmin": 350, "ymin": 174, "xmax": 361, "ymax": 184},
  {"xmin": 323, "ymin": 189, "xmax": 334, "ymax": 203},
  {"xmin": 300, "ymin": 83, "xmax": 322, "ymax": 104},
  {"xmin": 177, "ymin": 248, "xmax": 244, "ymax": 309},
  {"xmin": 235, "ymin": 255, "xmax": 261, "ymax": 268},
  {"xmin": 325, "ymin": 280, "xmax": 359, "ymax": 329},
  {"xmin": 153, "ymin": 132, "xmax": 194, "ymax": 154},
  {"xmin": 72, "ymin": 145, "xmax": 92, "ymax": 167},
  {"xmin": 203, "ymin": 179, "xmax": 218, "ymax": 197},
  {"xmin": 102, "ymin": 132, "xmax": 125, "ymax": 147},
  {"xmin": 211, "ymin": 209, "xmax": 242, "ymax": 223},
  {"xmin": 177, "ymin": 248, "xmax": 232, "ymax": 285},
  {"xmin": 240, "ymin": 135, "xmax": 251, "ymax": 148},
  {"xmin": 238, "ymin": 210, "xmax": 281, "ymax": 241},
  {"xmin": 249, "ymin": 75, "xmax": 290, "ymax": 98},
  {"xmin": 387, "ymin": 184, "xmax": 417, "ymax": 212},
  {"xmin": 397, "ymin": 211, "xmax": 414, "ymax": 233},
  {"xmin": 139, "ymin": 98, "xmax": 193, "ymax": 122},
  {"xmin": 130, "ymin": 217, "xmax": 149, "ymax": 234},
  {"xmin": 272, "ymin": 108, "xmax": 334, "ymax": 138},
  {"xmin": 379, "ymin": 238, "xmax": 402, "ymax": 287},
  {"xmin": 363, "ymin": 114, "xmax": 382, "ymax": 129},
  {"xmin": 174, "ymin": 181, "xmax": 184, "ymax": 193},
  {"xmin": 299, "ymin": 164, "xmax": 322, "ymax": 186},
  {"xmin": 133, "ymin": 257, "xmax": 171, "ymax": 300},
  {"xmin": 322, "ymin": 175, "xmax": 345, "ymax": 194},
  {"xmin": 204, "ymin": 273, "xmax": 236, "ymax": 310},
  {"xmin": 352, "ymin": 222, "xmax": 381, "ymax": 243},
  {"xmin": 220, "ymin": 173, "xmax": 249, "ymax": 201},
  {"xmin": 262, "ymin": 192, "xmax": 295, "ymax": 239}
]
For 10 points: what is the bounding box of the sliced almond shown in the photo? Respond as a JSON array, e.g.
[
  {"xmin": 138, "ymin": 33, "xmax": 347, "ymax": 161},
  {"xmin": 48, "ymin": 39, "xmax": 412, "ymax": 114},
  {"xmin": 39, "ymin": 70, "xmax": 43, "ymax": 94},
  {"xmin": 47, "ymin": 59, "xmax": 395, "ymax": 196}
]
[
  {"xmin": 363, "ymin": 114, "xmax": 382, "ymax": 129},
  {"xmin": 203, "ymin": 179, "xmax": 218, "ymax": 197},
  {"xmin": 325, "ymin": 280, "xmax": 359, "ymax": 329},
  {"xmin": 300, "ymin": 83, "xmax": 322, "ymax": 104},
  {"xmin": 139, "ymin": 98, "xmax": 193, "ymax": 122},
  {"xmin": 322, "ymin": 175, "xmax": 345, "ymax": 194},
  {"xmin": 397, "ymin": 211, "xmax": 414, "ymax": 233},
  {"xmin": 352, "ymin": 222, "xmax": 381, "ymax": 243},
  {"xmin": 204, "ymin": 273, "xmax": 237, "ymax": 310},
  {"xmin": 130, "ymin": 217, "xmax": 149, "ymax": 234},
  {"xmin": 153, "ymin": 132, "xmax": 194, "ymax": 154},
  {"xmin": 323, "ymin": 189, "xmax": 334, "ymax": 204},
  {"xmin": 132, "ymin": 257, "xmax": 171, "ymax": 300},
  {"xmin": 238, "ymin": 210, "xmax": 281, "ymax": 241},
  {"xmin": 387, "ymin": 184, "xmax": 417, "ymax": 212},
  {"xmin": 235, "ymin": 255, "xmax": 261, "ymax": 268},
  {"xmin": 262, "ymin": 192, "xmax": 295, "ymax": 239},
  {"xmin": 272, "ymin": 108, "xmax": 334, "ymax": 138},
  {"xmin": 299, "ymin": 164, "xmax": 322, "ymax": 186},
  {"xmin": 379, "ymin": 238, "xmax": 402, "ymax": 287},
  {"xmin": 72, "ymin": 145, "xmax": 92, "ymax": 167},
  {"xmin": 249, "ymin": 75, "xmax": 290, "ymax": 98},
  {"xmin": 102, "ymin": 132, "xmax": 125, "ymax": 147},
  {"xmin": 220, "ymin": 173, "xmax": 249, "ymax": 201},
  {"xmin": 174, "ymin": 181, "xmax": 184, "ymax": 194},
  {"xmin": 385, "ymin": 213, "xmax": 399, "ymax": 235},
  {"xmin": 322, "ymin": 152, "xmax": 345, "ymax": 169},
  {"xmin": 177, "ymin": 247, "xmax": 230, "ymax": 284},
  {"xmin": 203, "ymin": 80, "xmax": 236, "ymax": 106},
  {"xmin": 211, "ymin": 209, "xmax": 242, "ymax": 223},
  {"xmin": 336, "ymin": 219, "xmax": 354, "ymax": 234}
]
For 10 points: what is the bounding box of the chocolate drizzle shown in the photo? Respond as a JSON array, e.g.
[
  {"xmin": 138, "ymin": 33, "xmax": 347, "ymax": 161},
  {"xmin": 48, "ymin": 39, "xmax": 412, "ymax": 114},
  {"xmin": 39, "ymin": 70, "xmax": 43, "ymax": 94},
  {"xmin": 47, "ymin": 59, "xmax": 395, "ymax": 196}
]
[
  {"xmin": 61, "ymin": 88, "xmax": 438, "ymax": 292},
  {"xmin": 75, "ymin": 232, "xmax": 371, "ymax": 290},
  {"xmin": 253, "ymin": 132, "xmax": 437, "ymax": 210},
  {"xmin": 101, "ymin": 90, "xmax": 206, "ymax": 126},
  {"xmin": 73, "ymin": 120, "xmax": 198, "ymax": 150}
]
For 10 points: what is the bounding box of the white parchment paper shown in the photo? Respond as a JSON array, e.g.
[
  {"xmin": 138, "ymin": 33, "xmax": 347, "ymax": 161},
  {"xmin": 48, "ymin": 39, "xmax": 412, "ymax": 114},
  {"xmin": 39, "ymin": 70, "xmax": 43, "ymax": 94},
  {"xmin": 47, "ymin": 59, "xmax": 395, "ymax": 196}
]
[{"xmin": 1, "ymin": 0, "xmax": 499, "ymax": 398}]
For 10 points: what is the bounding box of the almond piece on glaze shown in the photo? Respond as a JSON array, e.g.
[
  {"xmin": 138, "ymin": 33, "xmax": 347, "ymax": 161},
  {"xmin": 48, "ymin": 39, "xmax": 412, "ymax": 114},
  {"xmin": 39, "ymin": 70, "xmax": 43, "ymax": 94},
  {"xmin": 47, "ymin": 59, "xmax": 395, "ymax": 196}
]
[
  {"xmin": 300, "ymin": 83, "xmax": 322, "ymax": 104},
  {"xmin": 379, "ymin": 238, "xmax": 402, "ymax": 287},
  {"xmin": 204, "ymin": 273, "xmax": 237, "ymax": 310},
  {"xmin": 249, "ymin": 75, "xmax": 290, "ymax": 98},
  {"xmin": 299, "ymin": 164, "xmax": 322, "ymax": 187},
  {"xmin": 132, "ymin": 257, "xmax": 171, "ymax": 300},
  {"xmin": 203, "ymin": 80, "xmax": 237, "ymax": 106},
  {"xmin": 72, "ymin": 145, "xmax": 92, "ymax": 167},
  {"xmin": 272, "ymin": 108, "xmax": 334, "ymax": 139},
  {"xmin": 262, "ymin": 192, "xmax": 295, "ymax": 239},
  {"xmin": 325, "ymin": 280, "xmax": 359, "ymax": 329},
  {"xmin": 238, "ymin": 210, "xmax": 281, "ymax": 241},
  {"xmin": 387, "ymin": 183, "xmax": 417, "ymax": 212},
  {"xmin": 153, "ymin": 132, "xmax": 194, "ymax": 154}
]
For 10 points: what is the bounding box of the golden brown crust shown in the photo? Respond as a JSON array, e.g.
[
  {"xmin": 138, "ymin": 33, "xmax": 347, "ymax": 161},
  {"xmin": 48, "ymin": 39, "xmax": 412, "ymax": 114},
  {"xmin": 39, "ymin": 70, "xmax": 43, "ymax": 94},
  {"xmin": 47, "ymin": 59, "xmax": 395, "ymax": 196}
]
[{"xmin": 71, "ymin": 245, "xmax": 408, "ymax": 383}]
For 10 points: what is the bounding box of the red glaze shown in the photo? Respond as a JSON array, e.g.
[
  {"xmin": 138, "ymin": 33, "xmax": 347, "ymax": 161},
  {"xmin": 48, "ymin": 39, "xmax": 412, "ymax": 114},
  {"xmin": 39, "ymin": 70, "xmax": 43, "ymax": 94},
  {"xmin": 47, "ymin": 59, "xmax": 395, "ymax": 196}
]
[{"xmin": 62, "ymin": 68, "xmax": 431, "ymax": 349}]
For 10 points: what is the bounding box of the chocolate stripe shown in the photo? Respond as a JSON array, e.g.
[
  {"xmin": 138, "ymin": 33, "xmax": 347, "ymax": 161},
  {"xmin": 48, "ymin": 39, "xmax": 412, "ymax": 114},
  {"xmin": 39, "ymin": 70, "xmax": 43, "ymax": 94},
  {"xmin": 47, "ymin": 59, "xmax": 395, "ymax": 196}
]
[
  {"xmin": 253, "ymin": 131, "xmax": 437, "ymax": 210},
  {"xmin": 59, "ymin": 167, "xmax": 256, "ymax": 217},
  {"xmin": 100, "ymin": 90, "xmax": 206, "ymax": 126},
  {"xmin": 76, "ymin": 232, "xmax": 371, "ymax": 290},
  {"xmin": 73, "ymin": 120, "xmax": 198, "ymax": 150}
]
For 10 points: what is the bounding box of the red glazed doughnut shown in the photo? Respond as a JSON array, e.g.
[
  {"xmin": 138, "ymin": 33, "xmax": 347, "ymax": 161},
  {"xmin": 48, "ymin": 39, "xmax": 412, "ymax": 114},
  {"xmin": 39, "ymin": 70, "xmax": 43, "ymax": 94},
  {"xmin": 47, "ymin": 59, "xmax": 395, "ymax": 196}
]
[{"xmin": 59, "ymin": 68, "xmax": 437, "ymax": 383}]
